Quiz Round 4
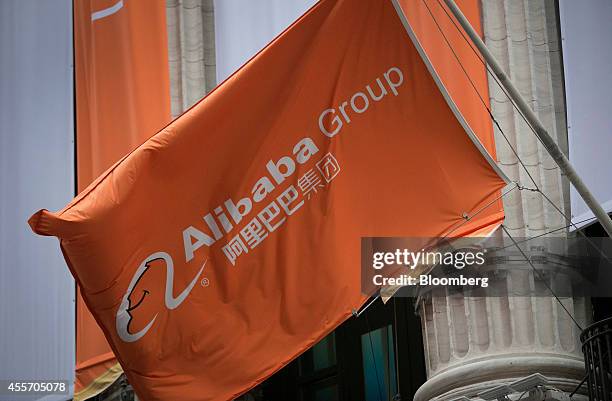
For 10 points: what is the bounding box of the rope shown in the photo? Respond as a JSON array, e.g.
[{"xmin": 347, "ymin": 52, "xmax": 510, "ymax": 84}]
[
  {"xmin": 422, "ymin": 0, "xmax": 611, "ymax": 262},
  {"xmin": 429, "ymin": 0, "xmax": 610, "ymax": 233},
  {"xmin": 353, "ymin": 1, "xmax": 612, "ymax": 366},
  {"xmin": 413, "ymin": 2, "xmax": 591, "ymax": 330},
  {"xmin": 502, "ymin": 224, "xmax": 584, "ymax": 331},
  {"xmin": 441, "ymin": 182, "xmax": 517, "ymax": 239},
  {"xmin": 421, "ymin": 0, "xmax": 542, "ymax": 189},
  {"xmin": 433, "ymin": 0, "xmax": 548, "ymax": 150},
  {"xmin": 496, "ymin": 215, "xmax": 598, "ymax": 252}
]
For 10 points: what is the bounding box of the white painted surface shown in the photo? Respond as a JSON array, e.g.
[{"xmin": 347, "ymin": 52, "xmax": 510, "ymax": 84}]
[
  {"xmin": 0, "ymin": 1, "xmax": 75, "ymax": 400},
  {"xmin": 560, "ymin": 0, "xmax": 612, "ymax": 228},
  {"xmin": 213, "ymin": 0, "xmax": 316, "ymax": 82}
]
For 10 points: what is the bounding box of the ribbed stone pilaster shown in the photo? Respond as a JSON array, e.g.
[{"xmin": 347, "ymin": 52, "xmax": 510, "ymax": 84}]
[
  {"xmin": 166, "ymin": 0, "xmax": 217, "ymax": 118},
  {"xmin": 415, "ymin": 0, "xmax": 587, "ymax": 399},
  {"xmin": 414, "ymin": 249, "xmax": 590, "ymax": 400}
]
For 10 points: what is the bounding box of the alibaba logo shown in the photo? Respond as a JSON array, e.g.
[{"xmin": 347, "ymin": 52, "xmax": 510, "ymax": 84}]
[{"xmin": 116, "ymin": 252, "xmax": 207, "ymax": 343}]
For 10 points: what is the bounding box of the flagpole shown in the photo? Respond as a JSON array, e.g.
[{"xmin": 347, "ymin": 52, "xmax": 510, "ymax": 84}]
[{"xmin": 442, "ymin": 0, "xmax": 612, "ymax": 238}]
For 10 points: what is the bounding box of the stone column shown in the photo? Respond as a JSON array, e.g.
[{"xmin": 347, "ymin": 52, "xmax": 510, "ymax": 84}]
[
  {"xmin": 413, "ymin": 248, "xmax": 590, "ymax": 400},
  {"xmin": 415, "ymin": 0, "xmax": 589, "ymax": 399},
  {"xmin": 166, "ymin": 0, "xmax": 217, "ymax": 118}
]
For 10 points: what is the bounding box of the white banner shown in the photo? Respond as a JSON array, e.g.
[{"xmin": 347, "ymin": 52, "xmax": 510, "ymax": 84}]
[{"xmin": 560, "ymin": 0, "xmax": 612, "ymax": 228}]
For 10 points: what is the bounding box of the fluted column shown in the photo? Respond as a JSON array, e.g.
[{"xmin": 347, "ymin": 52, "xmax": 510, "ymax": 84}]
[
  {"xmin": 414, "ymin": 249, "xmax": 590, "ymax": 400},
  {"xmin": 415, "ymin": 0, "xmax": 589, "ymax": 399},
  {"xmin": 166, "ymin": 0, "xmax": 217, "ymax": 118},
  {"xmin": 485, "ymin": 0, "xmax": 570, "ymax": 237}
]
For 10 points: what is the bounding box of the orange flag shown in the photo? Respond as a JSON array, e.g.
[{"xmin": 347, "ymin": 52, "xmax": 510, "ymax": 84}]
[
  {"xmin": 401, "ymin": 0, "xmax": 496, "ymax": 154},
  {"xmin": 30, "ymin": 0, "xmax": 507, "ymax": 400},
  {"xmin": 73, "ymin": 0, "xmax": 171, "ymax": 398}
]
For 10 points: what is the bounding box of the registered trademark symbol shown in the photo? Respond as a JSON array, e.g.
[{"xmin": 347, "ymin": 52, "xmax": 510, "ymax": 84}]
[{"xmin": 201, "ymin": 277, "xmax": 210, "ymax": 287}]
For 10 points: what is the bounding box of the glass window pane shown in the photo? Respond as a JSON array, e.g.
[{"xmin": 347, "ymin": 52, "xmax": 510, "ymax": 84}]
[
  {"xmin": 361, "ymin": 325, "xmax": 398, "ymax": 401},
  {"xmin": 300, "ymin": 332, "xmax": 337, "ymax": 374},
  {"xmin": 301, "ymin": 381, "xmax": 339, "ymax": 401}
]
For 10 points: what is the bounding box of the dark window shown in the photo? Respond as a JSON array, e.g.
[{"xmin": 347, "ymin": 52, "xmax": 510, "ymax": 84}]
[
  {"xmin": 298, "ymin": 333, "xmax": 339, "ymax": 401},
  {"xmin": 361, "ymin": 325, "xmax": 397, "ymax": 401},
  {"xmin": 260, "ymin": 298, "xmax": 426, "ymax": 401}
]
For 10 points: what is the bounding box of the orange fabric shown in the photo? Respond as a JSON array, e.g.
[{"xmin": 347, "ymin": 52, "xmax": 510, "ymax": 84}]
[
  {"xmin": 399, "ymin": 0, "xmax": 505, "ymax": 239},
  {"xmin": 73, "ymin": 0, "xmax": 171, "ymax": 397},
  {"xmin": 401, "ymin": 0, "xmax": 495, "ymax": 155},
  {"xmin": 32, "ymin": 1, "xmax": 505, "ymax": 400}
]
